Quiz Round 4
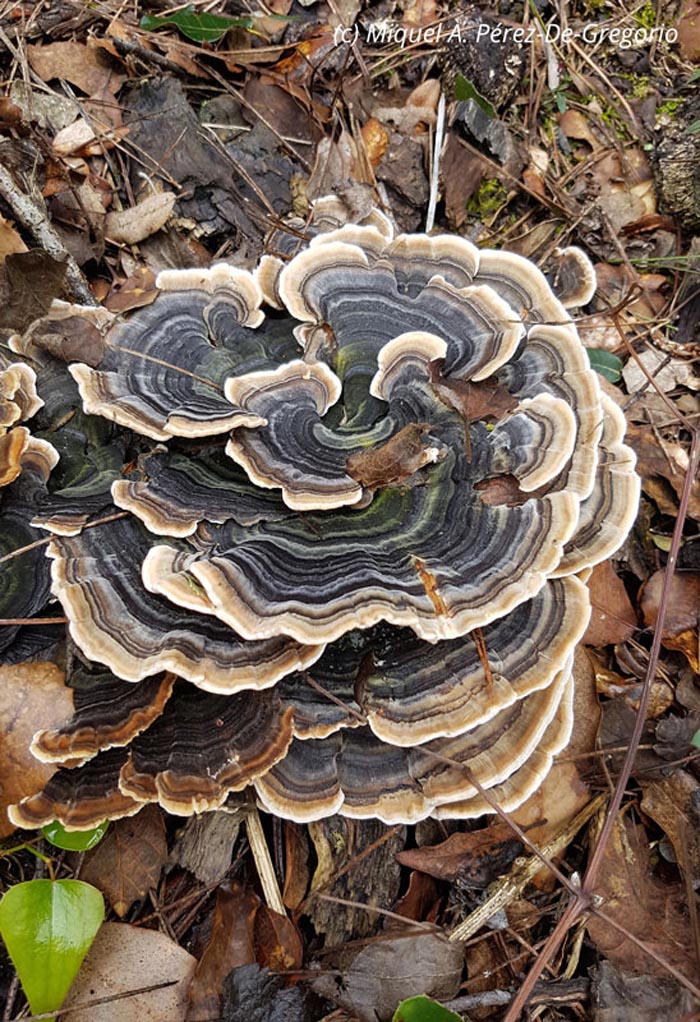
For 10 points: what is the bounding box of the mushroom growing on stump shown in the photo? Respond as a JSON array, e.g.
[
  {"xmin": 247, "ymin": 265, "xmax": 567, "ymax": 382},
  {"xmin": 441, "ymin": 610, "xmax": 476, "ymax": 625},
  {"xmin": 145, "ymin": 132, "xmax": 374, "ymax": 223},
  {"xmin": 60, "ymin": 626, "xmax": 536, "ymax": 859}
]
[{"xmin": 10, "ymin": 198, "xmax": 639, "ymax": 830}]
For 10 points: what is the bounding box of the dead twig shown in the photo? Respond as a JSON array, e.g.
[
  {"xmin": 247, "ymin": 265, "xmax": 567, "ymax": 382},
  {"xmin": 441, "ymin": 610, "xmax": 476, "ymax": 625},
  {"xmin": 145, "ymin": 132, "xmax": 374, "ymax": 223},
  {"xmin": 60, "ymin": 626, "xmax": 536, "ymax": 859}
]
[{"xmin": 0, "ymin": 163, "xmax": 94, "ymax": 305}]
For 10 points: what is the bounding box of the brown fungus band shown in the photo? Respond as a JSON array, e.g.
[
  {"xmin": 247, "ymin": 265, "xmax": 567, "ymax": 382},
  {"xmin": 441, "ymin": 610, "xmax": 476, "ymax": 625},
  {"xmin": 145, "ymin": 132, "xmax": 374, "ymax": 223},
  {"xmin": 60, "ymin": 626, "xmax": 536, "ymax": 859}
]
[{"xmin": 10, "ymin": 199, "xmax": 639, "ymax": 829}]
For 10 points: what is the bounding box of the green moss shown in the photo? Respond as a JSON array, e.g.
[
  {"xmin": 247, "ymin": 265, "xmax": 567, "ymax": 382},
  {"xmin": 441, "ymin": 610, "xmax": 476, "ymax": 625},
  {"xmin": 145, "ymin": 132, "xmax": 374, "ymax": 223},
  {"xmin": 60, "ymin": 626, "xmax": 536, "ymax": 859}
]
[
  {"xmin": 618, "ymin": 74, "xmax": 651, "ymax": 99},
  {"xmin": 467, "ymin": 178, "xmax": 508, "ymax": 220},
  {"xmin": 657, "ymin": 98, "xmax": 683, "ymax": 117},
  {"xmin": 634, "ymin": 2, "xmax": 657, "ymax": 27}
]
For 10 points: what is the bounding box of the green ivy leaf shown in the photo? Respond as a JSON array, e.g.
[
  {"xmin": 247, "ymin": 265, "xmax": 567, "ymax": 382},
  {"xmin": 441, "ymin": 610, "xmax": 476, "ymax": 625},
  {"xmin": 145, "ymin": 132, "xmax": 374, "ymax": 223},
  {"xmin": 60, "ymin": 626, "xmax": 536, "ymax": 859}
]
[
  {"xmin": 42, "ymin": 820, "xmax": 109, "ymax": 852},
  {"xmin": 139, "ymin": 5, "xmax": 252, "ymax": 42},
  {"xmin": 453, "ymin": 74, "xmax": 496, "ymax": 119},
  {"xmin": 393, "ymin": 995, "xmax": 462, "ymax": 1022},
  {"xmin": 0, "ymin": 879, "xmax": 104, "ymax": 1014},
  {"xmin": 586, "ymin": 348, "xmax": 623, "ymax": 383}
]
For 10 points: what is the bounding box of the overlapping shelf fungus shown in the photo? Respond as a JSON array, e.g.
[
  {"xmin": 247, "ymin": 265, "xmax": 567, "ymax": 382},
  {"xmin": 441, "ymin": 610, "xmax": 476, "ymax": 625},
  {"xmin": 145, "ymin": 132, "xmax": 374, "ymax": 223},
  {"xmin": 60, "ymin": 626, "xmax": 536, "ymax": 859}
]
[{"xmin": 8, "ymin": 197, "xmax": 639, "ymax": 828}]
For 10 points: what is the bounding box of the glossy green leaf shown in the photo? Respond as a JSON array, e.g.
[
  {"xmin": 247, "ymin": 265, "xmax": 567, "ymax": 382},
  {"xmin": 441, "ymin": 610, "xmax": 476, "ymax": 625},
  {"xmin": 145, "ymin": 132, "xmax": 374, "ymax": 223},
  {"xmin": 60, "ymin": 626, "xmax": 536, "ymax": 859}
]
[
  {"xmin": 453, "ymin": 74, "xmax": 496, "ymax": 119},
  {"xmin": 586, "ymin": 347, "xmax": 623, "ymax": 383},
  {"xmin": 0, "ymin": 879, "xmax": 104, "ymax": 1014},
  {"xmin": 139, "ymin": 5, "xmax": 252, "ymax": 42},
  {"xmin": 42, "ymin": 820, "xmax": 109, "ymax": 851},
  {"xmin": 393, "ymin": 994, "xmax": 462, "ymax": 1021}
]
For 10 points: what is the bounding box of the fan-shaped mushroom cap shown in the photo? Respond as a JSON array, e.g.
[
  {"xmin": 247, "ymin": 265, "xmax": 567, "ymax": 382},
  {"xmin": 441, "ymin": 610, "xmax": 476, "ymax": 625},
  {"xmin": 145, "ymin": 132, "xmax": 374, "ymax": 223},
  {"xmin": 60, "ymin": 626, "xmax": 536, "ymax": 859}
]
[
  {"xmin": 32, "ymin": 673, "xmax": 175, "ymax": 766},
  {"xmin": 142, "ymin": 480, "xmax": 579, "ymax": 644},
  {"xmin": 555, "ymin": 393, "xmax": 640, "ymax": 575},
  {"xmin": 255, "ymin": 663, "xmax": 572, "ymax": 825},
  {"xmin": 118, "ymin": 683, "xmax": 294, "ymax": 814},
  {"xmin": 0, "ymin": 361, "xmax": 42, "ymax": 429},
  {"xmin": 433, "ymin": 671, "xmax": 575, "ymax": 818},
  {"xmin": 111, "ymin": 446, "xmax": 290, "ymax": 538},
  {"xmin": 49, "ymin": 515, "xmax": 324, "ymax": 692},
  {"xmin": 9, "ymin": 748, "xmax": 142, "ymax": 831},
  {"xmin": 1, "ymin": 436, "xmax": 59, "ymax": 655},
  {"xmin": 69, "ymin": 266, "xmax": 297, "ymax": 441}
]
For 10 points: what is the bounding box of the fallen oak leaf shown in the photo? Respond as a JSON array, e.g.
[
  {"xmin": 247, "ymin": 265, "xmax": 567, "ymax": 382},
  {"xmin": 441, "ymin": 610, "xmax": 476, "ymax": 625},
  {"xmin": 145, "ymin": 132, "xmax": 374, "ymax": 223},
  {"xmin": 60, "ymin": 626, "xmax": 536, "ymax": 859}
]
[
  {"xmin": 583, "ymin": 560, "xmax": 637, "ymax": 647},
  {"xmin": 80, "ymin": 805, "xmax": 167, "ymax": 917},
  {"xmin": 0, "ymin": 662, "xmax": 74, "ymax": 838},
  {"xmin": 105, "ymin": 192, "xmax": 177, "ymax": 246},
  {"xmin": 396, "ymin": 823, "xmax": 523, "ymax": 888},
  {"xmin": 27, "ymin": 42, "xmax": 125, "ymax": 98},
  {"xmin": 187, "ymin": 881, "xmax": 259, "ymax": 1022},
  {"xmin": 0, "ymin": 250, "xmax": 67, "ymax": 331},
  {"xmin": 586, "ymin": 812, "xmax": 696, "ymax": 982},
  {"xmin": 640, "ymin": 570, "xmax": 700, "ymax": 670},
  {"xmin": 63, "ymin": 922, "xmax": 196, "ymax": 1022}
]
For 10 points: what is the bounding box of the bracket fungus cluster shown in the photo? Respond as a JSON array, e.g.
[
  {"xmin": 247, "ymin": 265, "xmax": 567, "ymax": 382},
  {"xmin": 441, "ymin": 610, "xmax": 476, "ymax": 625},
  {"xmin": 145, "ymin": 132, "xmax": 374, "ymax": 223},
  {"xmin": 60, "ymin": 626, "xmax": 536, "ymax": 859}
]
[{"xmin": 9, "ymin": 198, "xmax": 640, "ymax": 829}]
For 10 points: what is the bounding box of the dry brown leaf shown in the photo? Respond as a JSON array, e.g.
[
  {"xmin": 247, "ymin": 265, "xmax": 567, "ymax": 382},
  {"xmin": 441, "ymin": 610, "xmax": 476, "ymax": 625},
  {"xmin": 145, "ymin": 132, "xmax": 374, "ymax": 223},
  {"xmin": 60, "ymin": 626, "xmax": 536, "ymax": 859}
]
[
  {"xmin": 282, "ymin": 821, "xmax": 310, "ymax": 911},
  {"xmin": 254, "ymin": 905, "xmax": 303, "ymax": 972},
  {"xmin": 441, "ymin": 133, "xmax": 487, "ymax": 230},
  {"xmin": 106, "ymin": 268, "xmax": 158, "ymax": 314},
  {"xmin": 27, "ymin": 42, "xmax": 125, "ymax": 98},
  {"xmin": 361, "ymin": 118, "xmax": 389, "ymax": 169},
  {"xmin": 0, "ymin": 214, "xmax": 27, "ymax": 262},
  {"xmin": 64, "ymin": 922, "xmax": 196, "ymax": 1022},
  {"xmin": 591, "ymin": 150, "xmax": 656, "ymax": 232},
  {"xmin": 0, "ymin": 250, "xmax": 68, "ymax": 332},
  {"xmin": 186, "ymin": 881, "xmax": 259, "ymax": 1022},
  {"xmin": 81, "ymin": 806, "xmax": 168, "ymax": 916},
  {"xmin": 52, "ymin": 116, "xmax": 127, "ymax": 156},
  {"xmin": 396, "ymin": 823, "xmax": 523, "ymax": 886},
  {"xmin": 587, "ymin": 812, "xmax": 696, "ymax": 981},
  {"xmin": 584, "ymin": 560, "xmax": 637, "ymax": 647},
  {"xmin": 29, "ymin": 314, "xmax": 106, "ymax": 367},
  {"xmin": 678, "ymin": 0, "xmax": 700, "ymax": 59},
  {"xmin": 105, "ymin": 193, "xmax": 177, "ymax": 246},
  {"xmin": 640, "ymin": 771, "xmax": 700, "ymax": 882},
  {"xmin": 626, "ymin": 423, "xmax": 700, "ymax": 520},
  {"xmin": 559, "ymin": 108, "xmax": 604, "ymax": 149},
  {"xmin": 0, "ymin": 662, "xmax": 74, "ymax": 837},
  {"xmin": 640, "ymin": 570, "xmax": 700, "ymax": 670},
  {"xmin": 623, "ymin": 347, "xmax": 700, "ymax": 394},
  {"xmin": 390, "ymin": 870, "xmax": 440, "ymax": 925},
  {"xmin": 313, "ymin": 932, "xmax": 464, "ymax": 1022}
]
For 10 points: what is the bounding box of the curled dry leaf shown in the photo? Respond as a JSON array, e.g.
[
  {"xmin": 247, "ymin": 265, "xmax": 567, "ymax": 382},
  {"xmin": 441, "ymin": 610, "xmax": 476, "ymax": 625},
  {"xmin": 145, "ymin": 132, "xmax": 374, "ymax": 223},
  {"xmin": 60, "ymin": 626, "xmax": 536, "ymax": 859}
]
[
  {"xmin": 640, "ymin": 570, "xmax": 700, "ymax": 671},
  {"xmin": 0, "ymin": 214, "xmax": 27, "ymax": 262},
  {"xmin": 640, "ymin": 770, "xmax": 700, "ymax": 881},
  {"xmin": 586, "ymin": 812, "xmax": 696, "ymax": 981},
  {"xmin": 63, "ymin": 922, "xmax": 196, "ymax": 1022},
  {"xmin": 590, "ymin": 150, "xmax": 656, "ymax": 232},
  {"xmin": 0, "ymin": 662, "xmax": 74, "ymax": 838},
  {"xmin": 313, "ymin": 932, "xmax": 464, "ymax": 1022},
  {"xmin": 80, "ymin": 805, "xmax": 168, "ymax": 917},
  {"xmin": 27, "ymin": 42, "xmax": 126, "ymax": 98},
  {"xmin": 187, "ymin": 881, "xmax": 258, "ymax": 1022},
  {"xmin": 105, "ymin": 193, "xmax": 177, "ymax": 246},
  {"xmin": 623, "ymin": 348, "xmax": 700, "ymax": 395},
  {"xmin": 104, "ymin": 267, "xmax": 158, "ymax": 314},
  {"xmin": 626, "ymin": 423, "xmax": 700, "ymax": 521},
  {"xmin": 583, "ymin": 560, "xmax": 637, "ymax": 648},
  {"xmin": 396, "ymin": 823, "xmax": 524, "ymax": 887}
]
